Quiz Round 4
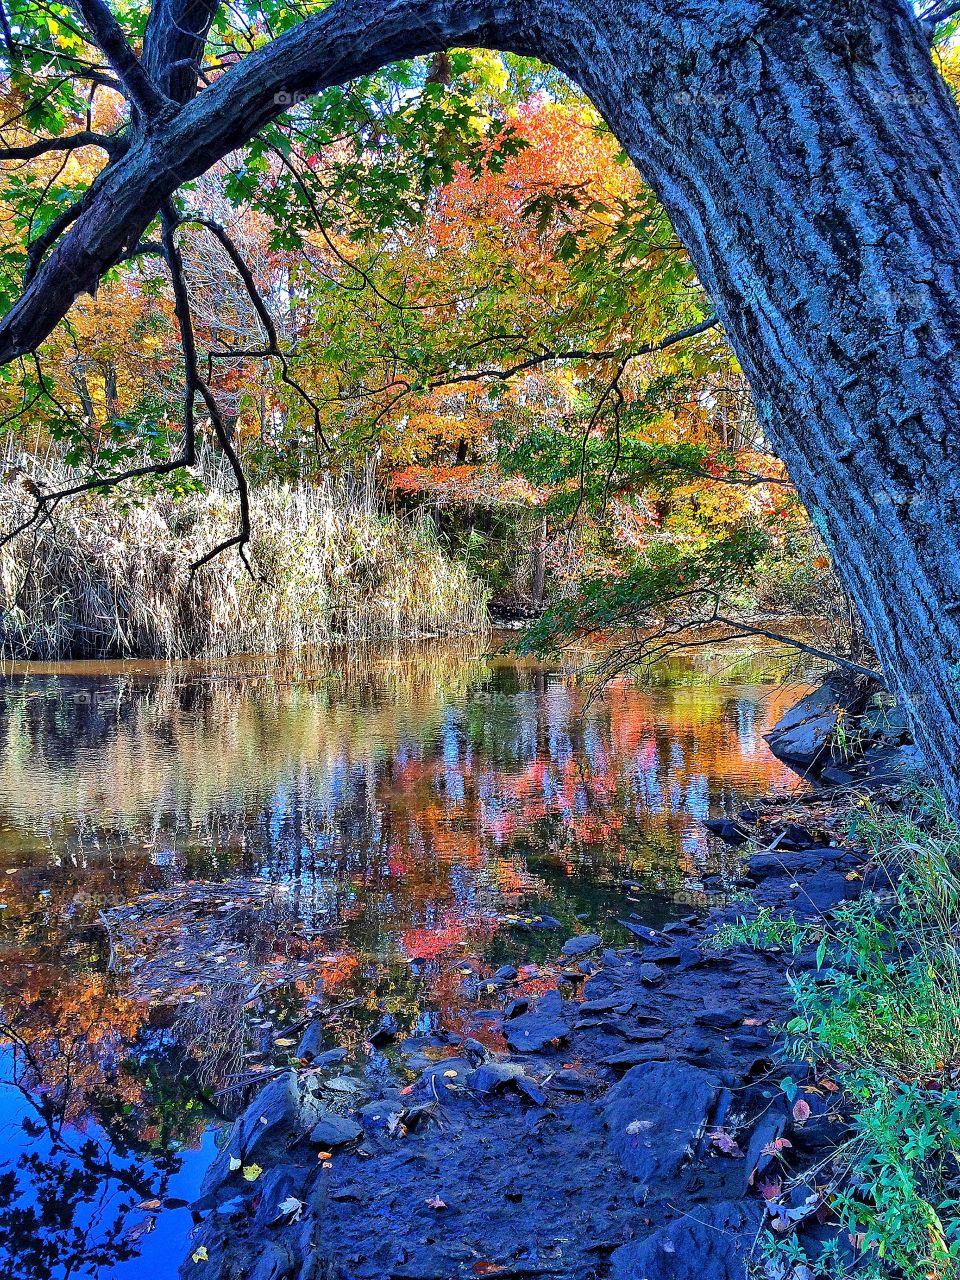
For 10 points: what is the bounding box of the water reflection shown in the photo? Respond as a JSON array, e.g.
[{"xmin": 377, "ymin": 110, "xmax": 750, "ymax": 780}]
[{"xmin": 0, "ymin": 637, "xmax": 813, "ymax": 1277}]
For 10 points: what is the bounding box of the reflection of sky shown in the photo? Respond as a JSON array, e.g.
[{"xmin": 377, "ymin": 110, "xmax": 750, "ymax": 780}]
[{"xmin": 0, "ymin": 1045, "xmax": 224, "ymax": 1280}]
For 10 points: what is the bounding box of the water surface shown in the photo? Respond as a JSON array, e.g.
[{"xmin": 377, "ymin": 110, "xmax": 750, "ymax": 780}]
[{"xmin": 0, "ymin": 636, "xmax": 813, "ymax": 1278}]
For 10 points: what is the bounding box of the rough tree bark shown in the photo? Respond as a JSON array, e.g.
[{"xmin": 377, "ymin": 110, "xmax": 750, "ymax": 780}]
[{"xmin": 4, "ymin": 0, "xmax": 960, "ymax": 809}]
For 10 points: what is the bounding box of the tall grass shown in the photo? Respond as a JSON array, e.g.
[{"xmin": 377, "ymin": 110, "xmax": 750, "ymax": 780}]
[{"xmin": 0, "ymin": 467, "xmax": 488, "ymax": 659}]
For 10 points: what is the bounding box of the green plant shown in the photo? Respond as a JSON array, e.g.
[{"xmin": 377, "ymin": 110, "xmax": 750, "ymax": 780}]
[
  {"xmin": 733, "ymin": 789, "xmax": 960, "ymax": 1279},
  {"xmin": 711, "ymin": 907, "xmax": 815, "ymax": 955}
]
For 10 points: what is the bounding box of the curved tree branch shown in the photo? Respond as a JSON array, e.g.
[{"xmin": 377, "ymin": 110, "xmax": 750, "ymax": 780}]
[
  {"xmin": 0, "ymin": 205, "xmax": 197, "ymax": 548},
  {"xmin": 0, "ymin": 131, "xmax": 120, "ymax": 161},
  {"xmin": 429, "ymin": 315, "xmax": 722, "ymax": 389},
  {"xmin": 0, "ymin": 0, "xmax": 536, "ymax": 365}
]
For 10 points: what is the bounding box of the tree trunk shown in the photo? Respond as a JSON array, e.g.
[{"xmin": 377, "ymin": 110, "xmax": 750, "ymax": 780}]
[
  {"xmin": 543, "ymin": 0, "xmax": 960, "ymax": 811},
  {"xmin": 530, "ymin": 512, "xmax": 548, "ymax": 610},
  {"xmin": 4, "ymin": 0, "xmax": 960, "ymax": 807}
]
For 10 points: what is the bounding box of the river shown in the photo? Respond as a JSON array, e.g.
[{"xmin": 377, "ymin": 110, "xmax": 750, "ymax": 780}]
[{"xmin": 0, "ymin": 635, "xmax": 815, "ymax": 1279}]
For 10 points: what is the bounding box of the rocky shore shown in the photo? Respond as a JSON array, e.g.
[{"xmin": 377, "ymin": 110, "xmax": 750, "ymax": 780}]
[{"xmin": 179, "ymin": 678, "xmax": 922, "ymax": 1280}]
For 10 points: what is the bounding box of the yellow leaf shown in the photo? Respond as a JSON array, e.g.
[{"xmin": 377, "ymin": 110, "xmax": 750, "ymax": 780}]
[
  {"xmin": 242, "ymin": 1163, "xmax": 263, "ymax": 1181},
  {"xmin": 192, "ymin": 1247, "xmax": 208, "ymax": 1263}
]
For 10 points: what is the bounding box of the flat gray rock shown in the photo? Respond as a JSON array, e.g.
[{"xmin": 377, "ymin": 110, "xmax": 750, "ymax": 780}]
[
  {"xmin": 561, "ymin": 933, "xmax": 602, "ymax": 956},
  {"xmin": 604, "ymin": 1060, "xmax": 720, "ymax": 1184},
  {"xmin": 309, "ymin": 1112, "xmax": 363, "ymax": 1148},
  {"xmin": 503, "ymin": 1009, "xmax": 569, "ymax": 1053},
  {"xmin": 611, "ymin": 1200, "xmax": 762, "ymax": 1280}
]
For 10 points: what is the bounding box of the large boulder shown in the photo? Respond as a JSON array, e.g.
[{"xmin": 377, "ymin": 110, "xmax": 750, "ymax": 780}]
[
  {"xmin": 610, "ymin": 1201, "xmax": 763, "ymax": 1280},
  {"xmin": 766, "ymin": 678, "xmax": 926, "ymax": 788},
  {"xmin": 199, "ymin": 1072, "xmax": 327, "ymax": 1202},
  {"xmin": 763, "ymin": 676, "xmax": 846, "ymax": 774},
  {"xmin": 604, "ymin": 1060, "xmax": 721, "ymax": 1185}
]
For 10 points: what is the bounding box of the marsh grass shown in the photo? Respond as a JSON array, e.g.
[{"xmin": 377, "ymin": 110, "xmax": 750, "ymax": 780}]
[{"xmin": 0, "ymin": 468, "xmax": 488, "ymax": 659}]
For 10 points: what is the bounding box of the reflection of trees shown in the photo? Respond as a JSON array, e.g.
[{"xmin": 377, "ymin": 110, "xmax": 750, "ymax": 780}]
[
  {"xmin": 0, "ymin": 1144, "xmax": 141, "ymax": 1280},
  {"xmin": 0, "ymin": 641, "xmax": 813, "ymax": 1001},
  {"xmin": 0, "ymin": 1004, "xmax": 192, "ymax": 1280},
  {"xmin": 0, "ymin": 640, "xmax": 816, "ymax": 1273},
  {"xmin": 0, "ymin": 639, "xmax": 815, "ymax": 1266},
  {"xmin": 2, "ymin": 971, "xmax": 148, "ymax": 1125}
]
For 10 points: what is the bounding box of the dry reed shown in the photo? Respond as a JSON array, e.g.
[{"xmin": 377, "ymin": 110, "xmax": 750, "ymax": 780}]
[{"xmin": 0, "ymin": 468, "xmax": 489, "ymax": 659}]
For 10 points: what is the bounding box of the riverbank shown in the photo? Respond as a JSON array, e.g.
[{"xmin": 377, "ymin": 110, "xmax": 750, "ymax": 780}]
[
  {"xmin": 172, "ymin": 804, "xmax": 904, "ymax": 1274},
  {"xmin": 175, "ymin": 681, "xmax": 954, "ymax": 1280}
]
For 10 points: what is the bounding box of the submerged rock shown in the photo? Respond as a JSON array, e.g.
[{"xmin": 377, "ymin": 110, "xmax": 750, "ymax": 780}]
[{"xmin": 561, "ymin": 932, "xmax": 602, "ymax": 957}]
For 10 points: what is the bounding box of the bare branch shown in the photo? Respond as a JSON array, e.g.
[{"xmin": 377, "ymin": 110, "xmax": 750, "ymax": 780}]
[
  {"xmin": 0, "ymin": 207, "xmax": 197, "ymax": 548},
  {"xmin": 188, "ymin": 379, "xmax": 254, "ymax": 576},
  {"xmin": 181, "ymin": 214, "xmax": 331, "ymax": 452},
  {"xmin": 0, "ymin": 131, "xmax": 119, "ymax": 161},
  {"xmin": 711, "ymin": 613, "xmax": 882, "ymax": 681},
  {"xmin": 430, "ymin": 315, "xmax": 721, "ymax": 389},
  {"xmin": 922, "ymin": 0, "xmax": 960, "ymax": 30}
]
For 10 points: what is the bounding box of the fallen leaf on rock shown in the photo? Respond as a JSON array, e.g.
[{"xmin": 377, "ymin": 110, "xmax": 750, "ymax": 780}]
[
  {"xmin": 792, "ymin": 1099, "xmax": 812, "ymax": 1122},
  {"xmin": 317, "ymin": 1151, "xmax": 333, "ymax": 1161},
  {"xmin": 242, "ymin": 1163, "xmax": 263, "ymax": 1181},
  {"xmin": 761, "ymin": 1137, "xmax": 793, "ymax": 1156},
  {"xmin": 425, "ymin": 1195, "xmax": 446, "ymax": 1209},
  {"xmin": 277, "ymin": 1196, "xmax": 304, "ymax": 1222},
  {"xmin": 709, "ymin": 1128, "xmax": 744, "ymax": 1157},
  {"xmin": 192, "ymin": 1246, "xmax": 209, "ymax": 1263},
  {"xmin": 229, "ymin": 1156, "xmax": 242, "ymax": 1172}
]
